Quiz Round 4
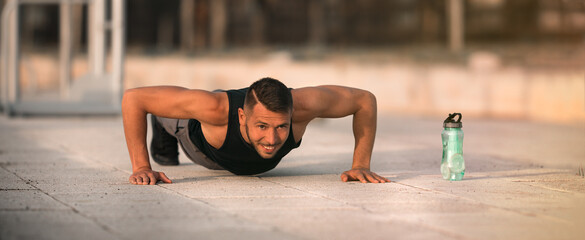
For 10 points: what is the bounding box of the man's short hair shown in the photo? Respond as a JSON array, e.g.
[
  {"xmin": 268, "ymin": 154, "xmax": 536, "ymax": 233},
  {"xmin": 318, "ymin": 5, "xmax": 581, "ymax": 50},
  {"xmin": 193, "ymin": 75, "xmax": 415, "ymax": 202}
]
[{"xmin": 244, "ymin": 77, "xmax": 293, "ymax": 114}]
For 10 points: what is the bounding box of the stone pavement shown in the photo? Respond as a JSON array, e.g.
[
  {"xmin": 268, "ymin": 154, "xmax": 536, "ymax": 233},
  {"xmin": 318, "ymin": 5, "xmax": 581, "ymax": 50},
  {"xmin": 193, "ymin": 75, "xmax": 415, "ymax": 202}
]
[{"xmin": 0, "ymin": 114, "xmax": 584, "ymax": 240}]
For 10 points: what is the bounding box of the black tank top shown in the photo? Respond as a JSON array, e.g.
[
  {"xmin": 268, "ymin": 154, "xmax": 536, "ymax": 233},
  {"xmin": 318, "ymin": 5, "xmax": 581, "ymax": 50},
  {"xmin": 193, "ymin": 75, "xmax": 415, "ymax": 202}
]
[{"xmin": 188, "ymin": 88, "xmax": 301, "ymax": 175}]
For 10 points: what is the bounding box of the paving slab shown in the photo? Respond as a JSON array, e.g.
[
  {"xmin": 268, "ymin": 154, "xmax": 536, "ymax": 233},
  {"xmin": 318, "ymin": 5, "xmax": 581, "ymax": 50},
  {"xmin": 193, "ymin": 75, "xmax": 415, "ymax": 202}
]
[
  {"xmin": 0, "ymin": 115, "xmax": 583, "ymax": 240},
  {"xmin": 0, "ymin": 167, "xmax": 34, "ymax": 190},
  {"xmin": 230, "ymin": 208, "xmax": 453, "ymax": 240},
  {"xmin": 0, "ymin": 211, "xmax": 121, "ymax": 240}
]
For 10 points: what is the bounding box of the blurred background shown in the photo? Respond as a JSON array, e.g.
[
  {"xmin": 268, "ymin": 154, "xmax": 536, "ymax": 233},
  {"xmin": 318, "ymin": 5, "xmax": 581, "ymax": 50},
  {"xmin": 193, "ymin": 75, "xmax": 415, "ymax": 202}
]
[{"xmin": 1, "ymin": 0, "xmax": 584, "ymax": 124}]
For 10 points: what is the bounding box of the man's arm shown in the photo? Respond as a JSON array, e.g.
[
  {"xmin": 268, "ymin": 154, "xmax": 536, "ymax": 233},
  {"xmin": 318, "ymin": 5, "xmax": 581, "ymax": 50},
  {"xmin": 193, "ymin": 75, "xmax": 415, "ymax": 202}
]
[
  {"xmin": 293, "ymin": 86, "xmax": 389, "ymax": 183},
  {"xmin": 121, "ymin": 86, "xmax": 226, "ymax": 185}
]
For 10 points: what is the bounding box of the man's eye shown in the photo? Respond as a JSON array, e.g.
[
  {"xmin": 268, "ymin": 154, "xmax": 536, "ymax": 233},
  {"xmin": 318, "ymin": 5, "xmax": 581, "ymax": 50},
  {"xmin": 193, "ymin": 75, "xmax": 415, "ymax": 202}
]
[{"xmin": 258, "ymin": 125, "xmax": 267, "ymax": 130}]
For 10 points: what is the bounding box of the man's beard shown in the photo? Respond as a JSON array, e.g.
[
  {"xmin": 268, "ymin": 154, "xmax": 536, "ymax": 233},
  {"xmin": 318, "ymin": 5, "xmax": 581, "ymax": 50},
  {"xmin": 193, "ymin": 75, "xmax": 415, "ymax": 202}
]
[{"xmin": 244, "ymin": 124, "xmax": 281, "ymax": 159}]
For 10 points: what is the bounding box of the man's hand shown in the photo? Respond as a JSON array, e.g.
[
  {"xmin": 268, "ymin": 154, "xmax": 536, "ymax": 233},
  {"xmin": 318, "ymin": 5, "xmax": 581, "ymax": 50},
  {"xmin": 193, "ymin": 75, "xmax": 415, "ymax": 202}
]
[
  {"xmin": 129, "ymin": 169, "xmax": 172, "ymax": 185},
  {"xmin": 341, "ymin": 168, "xmax": 389, "ymax": 183}
]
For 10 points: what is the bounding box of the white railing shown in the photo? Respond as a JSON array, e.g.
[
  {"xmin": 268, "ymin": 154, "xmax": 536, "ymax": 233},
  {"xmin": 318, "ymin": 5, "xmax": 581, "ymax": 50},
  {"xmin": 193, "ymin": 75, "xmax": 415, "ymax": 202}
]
[{"xmin": 0, "ymin": 0, "xmax": 125, "ymax": 115}]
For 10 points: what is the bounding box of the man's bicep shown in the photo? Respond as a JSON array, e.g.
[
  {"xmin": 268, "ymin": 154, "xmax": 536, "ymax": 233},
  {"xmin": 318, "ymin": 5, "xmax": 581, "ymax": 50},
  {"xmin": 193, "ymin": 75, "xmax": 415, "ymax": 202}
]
[
  {"xmin": 294, "ymin": 86, "xmax": 362, "ymax": 119},
  {"xmin": 318, "ymin": 86, "xmax": 367, "ymax": 118},
  {"xmin": 164, "ymin": 88, "xmax": 225, "ymax": 121},
  {"xmin": 124, "ymin": 86, "xmax": 224, "ymax": 121}
]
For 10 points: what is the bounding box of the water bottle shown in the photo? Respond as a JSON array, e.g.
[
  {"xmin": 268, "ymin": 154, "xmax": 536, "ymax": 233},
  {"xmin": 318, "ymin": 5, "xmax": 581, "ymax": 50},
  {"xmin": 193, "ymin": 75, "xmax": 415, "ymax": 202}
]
[{"xmin": 441, "ymin": 113, "xmax": 465, "ymax": 181}]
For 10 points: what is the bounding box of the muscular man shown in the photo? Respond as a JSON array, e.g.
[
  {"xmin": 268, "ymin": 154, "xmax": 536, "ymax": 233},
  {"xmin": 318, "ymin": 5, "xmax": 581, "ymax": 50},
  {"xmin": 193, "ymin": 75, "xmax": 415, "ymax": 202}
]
[{"xmin": 122, "ymin": 77, "xmax": 389, "ymax": 185}]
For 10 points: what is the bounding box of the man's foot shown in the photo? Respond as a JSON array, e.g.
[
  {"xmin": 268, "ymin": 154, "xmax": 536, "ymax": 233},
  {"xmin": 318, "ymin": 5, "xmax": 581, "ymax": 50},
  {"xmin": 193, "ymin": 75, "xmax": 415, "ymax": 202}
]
[{"xmin": 150, "ymin": 115, "xmax": 179, "ymax": 166}]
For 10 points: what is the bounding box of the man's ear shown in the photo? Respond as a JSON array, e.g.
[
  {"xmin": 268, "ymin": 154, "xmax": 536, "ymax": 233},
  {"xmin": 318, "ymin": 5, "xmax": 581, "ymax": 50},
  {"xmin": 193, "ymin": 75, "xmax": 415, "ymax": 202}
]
[{"xmin": 238, "ymin": 108, "xmax": 246, "ymax": 126}]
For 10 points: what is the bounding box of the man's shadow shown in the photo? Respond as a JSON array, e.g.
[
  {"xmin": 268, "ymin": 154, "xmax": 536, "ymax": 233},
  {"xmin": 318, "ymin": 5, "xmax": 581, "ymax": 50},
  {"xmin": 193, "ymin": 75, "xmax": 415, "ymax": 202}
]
[{"xmin": 169, "ymin": 149, "xmax": 556, "ymax": 183}]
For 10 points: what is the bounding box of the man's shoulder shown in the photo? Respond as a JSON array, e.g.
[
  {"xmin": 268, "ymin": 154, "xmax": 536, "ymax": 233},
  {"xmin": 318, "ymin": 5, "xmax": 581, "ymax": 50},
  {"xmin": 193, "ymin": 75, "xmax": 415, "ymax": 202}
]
[
  {"xmin": 291, "ymin": 86, "xmax": 327, "ymax": 109},
  {"xmin": 188, "ymin": 90, "xmax": 230, "ymax": 126},
  {"xmin": 291, "ymin": 87, "xmax": 325, "ymax": 123}
]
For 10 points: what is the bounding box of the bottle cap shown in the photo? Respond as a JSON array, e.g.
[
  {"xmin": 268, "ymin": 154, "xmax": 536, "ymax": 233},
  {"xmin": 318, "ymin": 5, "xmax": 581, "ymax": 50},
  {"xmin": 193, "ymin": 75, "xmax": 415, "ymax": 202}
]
[{"xmin": 443, "ymin": 113, "xmax": 462, "ymax": 128}]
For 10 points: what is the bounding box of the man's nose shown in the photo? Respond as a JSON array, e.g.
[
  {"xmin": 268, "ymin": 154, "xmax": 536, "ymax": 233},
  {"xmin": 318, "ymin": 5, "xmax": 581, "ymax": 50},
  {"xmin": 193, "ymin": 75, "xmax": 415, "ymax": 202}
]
[{"xmin": 265, "ymin": 128, "xmax": 278, "ymax": 144}]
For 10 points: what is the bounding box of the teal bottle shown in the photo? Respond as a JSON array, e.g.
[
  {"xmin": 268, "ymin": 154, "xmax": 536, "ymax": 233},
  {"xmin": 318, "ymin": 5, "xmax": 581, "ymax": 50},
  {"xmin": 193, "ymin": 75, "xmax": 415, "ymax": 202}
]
[{"xmin": 441, "ymin": 113, "xmax": 465, "ymax": 181}]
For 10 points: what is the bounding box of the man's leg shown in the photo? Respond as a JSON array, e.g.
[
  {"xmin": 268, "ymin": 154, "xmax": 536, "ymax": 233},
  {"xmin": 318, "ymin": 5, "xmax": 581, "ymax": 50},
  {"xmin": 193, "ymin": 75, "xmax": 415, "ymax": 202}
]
[
  {"xmin": 150, "ymin": 115, "xmax": 179, "ymax": 165},
  {"xmin": 151, "ymin": 115, "xmax": 224, "ymax": 170},
  {"xmin": 174, "ymin": 119, "xmax": 225, "ymax": 170}
]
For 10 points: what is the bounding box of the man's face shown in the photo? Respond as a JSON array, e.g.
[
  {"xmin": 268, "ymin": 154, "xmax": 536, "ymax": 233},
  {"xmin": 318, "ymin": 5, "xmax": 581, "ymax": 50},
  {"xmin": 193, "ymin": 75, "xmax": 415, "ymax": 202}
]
[{"xmin": 238, "ymin": 103, "xmax": 291, "ymax": 159}]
